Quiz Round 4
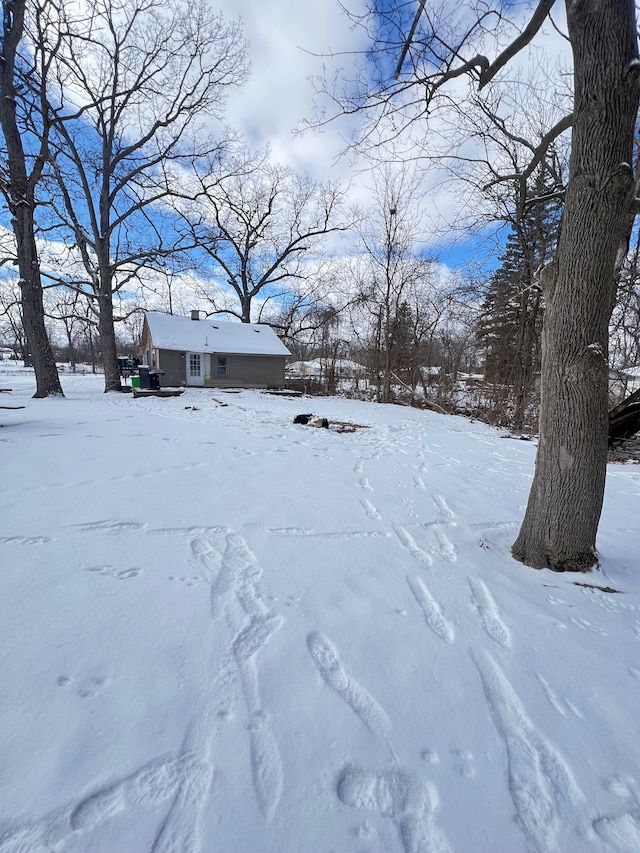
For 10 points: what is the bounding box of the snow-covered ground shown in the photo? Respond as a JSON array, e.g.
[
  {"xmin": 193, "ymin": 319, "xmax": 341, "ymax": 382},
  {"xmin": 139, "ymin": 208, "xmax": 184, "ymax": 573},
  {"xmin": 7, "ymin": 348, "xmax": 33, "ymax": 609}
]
[{"xmin": 1, "ymin": 367, "xmax": 639, "ymax": 853}]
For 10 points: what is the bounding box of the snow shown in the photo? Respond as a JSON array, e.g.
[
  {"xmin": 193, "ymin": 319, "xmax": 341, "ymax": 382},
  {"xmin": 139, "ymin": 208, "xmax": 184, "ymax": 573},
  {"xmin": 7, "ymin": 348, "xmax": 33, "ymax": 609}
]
[
  {"xmin": 1, "ymin": 366, "xmax": 639, "ymax": 853},
  {"xmin": 144, "ymin": 312, "xmax": 291, "ymax": 356}
]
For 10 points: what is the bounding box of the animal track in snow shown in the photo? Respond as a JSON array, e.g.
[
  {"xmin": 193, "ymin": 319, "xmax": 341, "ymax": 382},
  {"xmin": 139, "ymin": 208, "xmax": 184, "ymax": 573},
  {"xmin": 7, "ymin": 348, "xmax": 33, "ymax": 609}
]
[
  {"xmin": 320, "ymin": 530, "xmax": 390, "ymax": 541},
  {"xmin": 546, "ymin": 595, "xmax": 570, "ymax": 607},
  {"xmin": 168, "ymin": 575, "xmax": 202, "ymax": 587},
  {"xmin": 407, "ymin": 577, "xmax": 455, "ymax": 645},
  {"xmin": 57, "ymin": 673, "xmax": 108, "ymax": 700},
  {"xmin": 71, "ymin": 520, "xmax": 146, "ymax": 533},
  {"xmin": 149, "ymin": 525, "xmax": 228, "ymax": 540},
  {"xmin": 402, "ymin": 496, "xmax": 419, "ymax": 519},
  {"xmin": 307, "ymin": 632, "xmax": 392, "ymax": 742},
  {"xmin": 473, "ymin": 650, "xmax": 584, "ymax": 853},
  {"xmin": 394, "ymin": 525, "xmax": 433, "ymax": 568},
  {"xmin": 268, "ymin": 526, "xmax": 388, "ymax": 541},
  {"xmin": 413, "ymin": 476, "xmax": 426, "ymax": 491},
  {"xmin": 360, "ymin": 498, "xmax": 381, "ymax": 520},
  {"xmin": 567, "ymin": 616, "xmax": 608, "ymax": 637},
  {"xmin": 85, "ymin": 564, "xmax": 143, "ymax": 580},
  {"xmin": 535, "ymin": 674, "xmax": 583, "ymax": 719},
  {"xmin": 468, "ymin": 578, "xmax": 510, "ymax": 648},
  {"xmin": 336, "ymin": 765, "xmax": 450, "ymax": 853},
  {"xmin": 468, "ymin": 520, "xmax": 519, "ymax": 531},
  {"xmin": 269, "ymin": 526, "xmax": 315, "ymax": 536},
  {"xmin": 0, "ymin": 535, "xmax": 52, "ymax": 546},
  {"xmin": 451, "ymin": 749, "xmax": 477, "ymax": 779}
]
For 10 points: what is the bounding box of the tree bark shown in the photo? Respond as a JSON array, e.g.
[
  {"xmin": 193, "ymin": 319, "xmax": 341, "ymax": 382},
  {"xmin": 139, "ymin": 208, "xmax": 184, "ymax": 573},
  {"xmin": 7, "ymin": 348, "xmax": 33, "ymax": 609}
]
[
  {"xmin": 240, "ymin": 295, "xmax": 251, "ymax": 323},
  {"xmin": 98, "ymin": 291, "xmax": 121, "ymax": 392},
  {"xmin": 512, "ymin": 0, "xmax": 638, "ymax": 570},
  {"xmin": 0, "ymin": 0, "xmax": 62, "ymax": 398}
]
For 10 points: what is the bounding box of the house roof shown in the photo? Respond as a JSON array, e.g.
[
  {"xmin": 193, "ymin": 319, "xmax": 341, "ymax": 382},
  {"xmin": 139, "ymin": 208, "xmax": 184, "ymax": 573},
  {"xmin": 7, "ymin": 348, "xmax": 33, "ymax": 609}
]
[{"xmin": 144, "ymin": 312, "xmax": 291, "ymax": 357}]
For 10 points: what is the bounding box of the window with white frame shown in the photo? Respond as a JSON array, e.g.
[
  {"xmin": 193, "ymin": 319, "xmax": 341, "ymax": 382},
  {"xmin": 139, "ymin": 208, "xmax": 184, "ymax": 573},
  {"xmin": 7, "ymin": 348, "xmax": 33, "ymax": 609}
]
[{"xmin": 189, "ymin": 353, "xmax": 201, "ymax": 377}]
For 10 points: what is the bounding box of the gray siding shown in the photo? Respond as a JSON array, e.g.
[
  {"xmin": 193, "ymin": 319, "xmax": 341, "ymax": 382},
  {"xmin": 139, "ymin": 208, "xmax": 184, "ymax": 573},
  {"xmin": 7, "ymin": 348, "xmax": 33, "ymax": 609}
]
[
  {"xmin": 205, "ymin": 354, "xmax": 285, "ymax": 388},
  {"xmin": 158, "ymin": 349, "xmax": 186, "ymax": 387}
]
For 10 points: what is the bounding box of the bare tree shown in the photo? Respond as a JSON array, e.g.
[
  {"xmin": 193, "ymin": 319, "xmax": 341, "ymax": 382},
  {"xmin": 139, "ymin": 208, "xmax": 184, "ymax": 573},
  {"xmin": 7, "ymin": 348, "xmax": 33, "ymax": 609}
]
[
  {"xmin": 325, "ymin": 0, "xmax": 639, "ymax": 571},
  {"xmin": 177, "ymin": 146, "xmax": 351, "ymax": 324},
  {"xmin": 43, "ymin": 284, "xmax": 94, "ymax": 371},
  {"xmin": 0, "ymin": 273, "xmax": 27, "ymax": 359},
  {"xmin": 610, "ymin": 232, "xmax": 640, "ymax": 372},
  {"xmin": 0, "ymin": 0, "xmax": 63, "ymax": 396},
  {"xmin": 351, "ymin": 164, "xmax": 434, "ymax": 402},
  {"xmin": 42, "ymin": 0, "xmax": 248, "ymax": 391}
]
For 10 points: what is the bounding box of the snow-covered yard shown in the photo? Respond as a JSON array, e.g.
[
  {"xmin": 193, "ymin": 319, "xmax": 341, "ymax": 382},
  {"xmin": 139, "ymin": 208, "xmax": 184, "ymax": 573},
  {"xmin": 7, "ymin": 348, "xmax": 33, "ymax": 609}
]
[{"xmin": 1, "ymin": 367, "xmax": 639, "ymax": 853}]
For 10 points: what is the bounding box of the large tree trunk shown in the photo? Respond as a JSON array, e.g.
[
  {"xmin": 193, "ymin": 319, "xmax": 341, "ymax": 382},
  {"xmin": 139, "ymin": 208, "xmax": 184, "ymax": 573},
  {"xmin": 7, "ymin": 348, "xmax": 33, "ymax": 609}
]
[
  {"xmin": 18, "ymin": 226, "xmax": 62, "ymax": 397},
  {"xmin": 0, "ymin": 0, "xmax": 63, "ymax": 398},
  {"xmin": 512, "ymin": 0, "xmax": 638, "ymax": 571},
  {"xmin": 98, "ymin": 291, "xmax": 121, "ymax": 392}
]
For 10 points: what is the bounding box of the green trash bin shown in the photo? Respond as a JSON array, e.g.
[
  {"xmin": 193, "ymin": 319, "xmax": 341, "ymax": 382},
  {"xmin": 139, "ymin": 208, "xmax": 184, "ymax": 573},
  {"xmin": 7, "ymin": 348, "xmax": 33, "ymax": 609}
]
[{"xmin": 131, "ymin": 376, "xmax": 140, "ymax": 388}]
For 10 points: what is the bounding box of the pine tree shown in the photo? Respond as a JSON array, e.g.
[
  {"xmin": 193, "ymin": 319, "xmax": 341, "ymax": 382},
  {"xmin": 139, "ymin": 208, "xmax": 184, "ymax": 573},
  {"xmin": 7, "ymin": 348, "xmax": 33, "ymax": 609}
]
[{"xmin": 478, "ymin": 172, "xmax": 562, "ymax": 428}]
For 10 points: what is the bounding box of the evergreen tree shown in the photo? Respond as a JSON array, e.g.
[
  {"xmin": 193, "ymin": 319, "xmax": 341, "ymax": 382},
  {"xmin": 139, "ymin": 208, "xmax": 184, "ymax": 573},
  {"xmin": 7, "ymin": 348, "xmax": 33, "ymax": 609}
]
[{"xmin": 478, "ymin": 170, "xmax": 562, "ymax": 428}]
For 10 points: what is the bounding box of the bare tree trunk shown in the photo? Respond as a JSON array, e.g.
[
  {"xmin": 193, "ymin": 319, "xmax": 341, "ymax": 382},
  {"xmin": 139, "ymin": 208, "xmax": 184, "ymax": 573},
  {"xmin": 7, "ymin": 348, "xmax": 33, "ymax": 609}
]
[
  {"xmin": 240, "ymin": 295, "xmax": 251, "ymax": 323},
  {"xmin": 65, "ymin": 325, "xmax": 76, "ymax": 371},
  {"xmin": 0, "ymin": 0, "xmax": 62, "ymax": 398},
  {"xmin": 98, "ymin": 291, "xmax": 121, "ymax": 392},
  {"xmin": 513, "ymin": 0, "xmax": 638, "ymax": 571},
  {"xmin": 18, "ymin": 235, "xmax": 61, "ymax": 396}
]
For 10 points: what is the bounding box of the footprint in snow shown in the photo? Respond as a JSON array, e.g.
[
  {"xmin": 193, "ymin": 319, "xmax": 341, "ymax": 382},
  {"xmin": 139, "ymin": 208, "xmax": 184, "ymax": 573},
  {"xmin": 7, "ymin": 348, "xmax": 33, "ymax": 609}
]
[
  {"xmin": 593, "ymin": 777, "xmax": 640, "ymax": 851},
  {"xmin": 337, "ymin": 765, "xmax": 451, "ymax": 853},
  {"xmin": 468, "ymin": 578, "xmax": 510, "ymax": 648},
  {"xmin": 407, "ymin": 576, "xmax": 455, "ymax": 645},
  {"xmin": 307, "ymin": 632, "xmax": 393, "ymax": 742}
]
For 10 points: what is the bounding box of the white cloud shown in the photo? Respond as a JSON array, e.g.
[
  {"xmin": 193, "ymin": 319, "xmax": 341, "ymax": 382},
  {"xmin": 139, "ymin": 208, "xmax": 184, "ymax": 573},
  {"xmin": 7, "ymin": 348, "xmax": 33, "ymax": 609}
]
[{"xmin": 214, "ymin": 0, "xmax": 368, "ymax": 180}]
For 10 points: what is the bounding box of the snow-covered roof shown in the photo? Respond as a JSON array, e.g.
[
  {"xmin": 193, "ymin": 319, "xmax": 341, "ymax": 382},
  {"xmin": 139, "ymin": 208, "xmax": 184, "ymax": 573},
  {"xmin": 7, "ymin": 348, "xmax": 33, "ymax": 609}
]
[{"xmin": 144, "ymin": 312, "xmax": 290, "ymax": 357}]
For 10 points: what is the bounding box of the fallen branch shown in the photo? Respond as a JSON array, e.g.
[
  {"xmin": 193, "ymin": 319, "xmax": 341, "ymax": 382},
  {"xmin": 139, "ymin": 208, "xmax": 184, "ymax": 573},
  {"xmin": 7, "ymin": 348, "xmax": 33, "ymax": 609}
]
[{"xmin": 390, "ymin": 373, "xmax": 450, "ymax": 415}]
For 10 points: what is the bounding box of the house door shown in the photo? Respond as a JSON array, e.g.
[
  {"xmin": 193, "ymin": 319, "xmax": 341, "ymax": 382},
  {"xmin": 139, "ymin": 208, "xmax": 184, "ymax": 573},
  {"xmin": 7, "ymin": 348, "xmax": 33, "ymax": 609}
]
[{"xmin": 187, "ymin": 352, "xmax": 204, "ymax": 386}]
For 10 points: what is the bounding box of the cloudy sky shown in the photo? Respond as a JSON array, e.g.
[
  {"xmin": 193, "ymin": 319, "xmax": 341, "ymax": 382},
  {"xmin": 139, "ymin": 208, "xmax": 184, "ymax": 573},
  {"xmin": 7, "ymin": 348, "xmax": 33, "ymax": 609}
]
[
  {"xmin": 209, "ymin": 0, "xmax": 574, "ymax": 272},
  {"xmin": 213, "ymin": 0, "xmax": 368, "ymax": 182}
]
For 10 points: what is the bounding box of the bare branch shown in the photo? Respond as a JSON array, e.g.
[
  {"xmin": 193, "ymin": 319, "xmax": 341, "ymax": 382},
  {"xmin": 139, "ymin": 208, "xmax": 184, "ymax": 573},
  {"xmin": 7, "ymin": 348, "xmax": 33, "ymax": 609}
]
[{"xmin": 478, "ymin": 0, "xmax": 557, "ymax": 90}]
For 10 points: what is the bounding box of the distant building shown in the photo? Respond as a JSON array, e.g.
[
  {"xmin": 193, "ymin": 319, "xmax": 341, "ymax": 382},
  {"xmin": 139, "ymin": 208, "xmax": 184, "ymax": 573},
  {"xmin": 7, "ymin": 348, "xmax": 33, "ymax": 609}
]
[{"xmin": 140, "ymin": 311, "xmax": 291, "ymax": 388}]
